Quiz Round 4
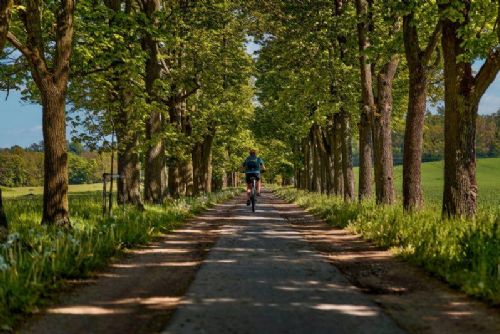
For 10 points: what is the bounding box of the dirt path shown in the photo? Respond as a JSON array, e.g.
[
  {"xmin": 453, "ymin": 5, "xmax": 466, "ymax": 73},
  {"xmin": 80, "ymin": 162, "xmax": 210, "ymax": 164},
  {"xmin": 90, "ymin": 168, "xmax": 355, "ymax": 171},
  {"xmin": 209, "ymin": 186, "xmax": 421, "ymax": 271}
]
[{"xmin": 21, "ymin": 191, "xmax": 499, "ymax": 334}]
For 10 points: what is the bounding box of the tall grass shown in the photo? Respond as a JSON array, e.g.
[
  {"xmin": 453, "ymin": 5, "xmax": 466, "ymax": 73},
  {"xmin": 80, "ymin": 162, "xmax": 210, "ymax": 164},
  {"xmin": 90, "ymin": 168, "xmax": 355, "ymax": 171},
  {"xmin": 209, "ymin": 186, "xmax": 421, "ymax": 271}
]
[
  {"xmin": 0, "ymin": 189, "xmax": 240, "ymax": 329},
  {"xmin": 275, "ymin": 187, "xmax": 500, "ymax": 304}
]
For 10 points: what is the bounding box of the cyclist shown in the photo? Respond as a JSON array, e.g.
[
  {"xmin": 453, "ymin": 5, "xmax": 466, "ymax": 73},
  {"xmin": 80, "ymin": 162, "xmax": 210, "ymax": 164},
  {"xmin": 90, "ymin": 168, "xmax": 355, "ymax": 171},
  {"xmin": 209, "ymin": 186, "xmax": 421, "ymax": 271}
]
[{"xmin": 241, "ymin": 149, "xmax": 266, "ymax": 206}]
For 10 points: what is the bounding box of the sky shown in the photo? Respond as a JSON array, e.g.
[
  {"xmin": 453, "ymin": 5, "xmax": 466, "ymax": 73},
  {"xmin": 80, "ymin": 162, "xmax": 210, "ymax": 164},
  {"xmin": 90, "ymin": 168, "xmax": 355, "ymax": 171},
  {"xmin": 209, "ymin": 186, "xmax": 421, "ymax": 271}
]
[{"xmin": 0, "ymin": 41, "xmax": 498, "ymax": 148}]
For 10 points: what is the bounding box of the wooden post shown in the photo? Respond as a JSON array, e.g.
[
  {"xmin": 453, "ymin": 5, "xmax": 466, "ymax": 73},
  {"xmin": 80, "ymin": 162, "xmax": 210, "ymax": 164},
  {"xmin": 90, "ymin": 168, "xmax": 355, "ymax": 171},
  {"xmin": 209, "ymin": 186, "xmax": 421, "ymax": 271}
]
[
  {"xmin": 102, "ymin": 174, "xmax": 107, "ymax": 217},
  {"xmin": 0, "ymin": 188, "xmax": 8, "ymax": 239}
]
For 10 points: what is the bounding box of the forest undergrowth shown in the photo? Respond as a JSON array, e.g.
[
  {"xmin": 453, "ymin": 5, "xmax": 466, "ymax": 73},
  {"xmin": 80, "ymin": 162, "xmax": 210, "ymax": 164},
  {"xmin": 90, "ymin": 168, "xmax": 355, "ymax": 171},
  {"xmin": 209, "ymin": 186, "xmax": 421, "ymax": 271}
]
[
  {"xmin": 0, "ymin": 188, "xmax": 241, "ymax": 330},
  {"xmin": 274, "ymin": 187, "xmax": 499, "ymax": 305}
]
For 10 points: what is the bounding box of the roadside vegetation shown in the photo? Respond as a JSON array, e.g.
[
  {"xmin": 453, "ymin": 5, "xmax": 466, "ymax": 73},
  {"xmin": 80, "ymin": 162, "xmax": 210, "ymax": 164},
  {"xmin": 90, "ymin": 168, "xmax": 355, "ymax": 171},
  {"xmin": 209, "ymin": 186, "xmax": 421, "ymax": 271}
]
[
  {"xmin": 273, "ymin": 159, "xmax": 500, "ymax": 304},
  {"xmin": 0, "ymin": 188, "xmax": 240, "ymax": 330}
]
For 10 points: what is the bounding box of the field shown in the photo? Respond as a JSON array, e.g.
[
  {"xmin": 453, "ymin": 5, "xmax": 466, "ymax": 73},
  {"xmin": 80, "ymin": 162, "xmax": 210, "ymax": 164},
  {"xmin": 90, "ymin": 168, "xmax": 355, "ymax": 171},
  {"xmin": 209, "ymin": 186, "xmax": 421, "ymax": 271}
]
[
  {"xmin": 1, "ymin": 183, "xmax": 103, "ymax": 198},
  {"xmin": 350, "ymin": 157, "xmax": 500, "ymax": 207}
]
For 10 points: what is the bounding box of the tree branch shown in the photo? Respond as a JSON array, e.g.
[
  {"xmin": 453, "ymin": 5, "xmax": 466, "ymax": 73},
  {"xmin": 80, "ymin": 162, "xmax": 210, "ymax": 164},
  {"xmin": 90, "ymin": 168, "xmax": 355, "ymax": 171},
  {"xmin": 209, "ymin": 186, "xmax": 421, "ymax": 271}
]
[
  {"xmin": 54, "ymin": 0, "xmax": 75, "ymax": 83},
  {"xmin": 179, "ymin": 81, "xmax": 201, "ymax": 101},
  {"xmin": 474, "ymin": 48, "xmax": 500, "ymax": 103},
  {"xmin": 6, "ymin": 31, "xmax": 32, "ymax": 59},
  {"xmin": 422, "ymin": 21, "xmax": 442, "ymax": 65}
]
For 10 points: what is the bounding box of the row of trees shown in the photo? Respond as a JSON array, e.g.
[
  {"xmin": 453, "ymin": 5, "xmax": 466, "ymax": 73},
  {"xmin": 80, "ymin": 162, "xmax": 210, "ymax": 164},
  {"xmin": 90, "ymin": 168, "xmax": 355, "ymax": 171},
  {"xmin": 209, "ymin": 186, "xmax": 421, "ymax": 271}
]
[
  {"xmin": 251, "ymin": 0, "xmax": 499, "ymax": 217},
  {"xmin": 0, "ymin": 0, "xmax": 257, "ymax": 226},
  {"xmin": 0, "ymin": 143, "xmax": 114, "ymax": 187}
]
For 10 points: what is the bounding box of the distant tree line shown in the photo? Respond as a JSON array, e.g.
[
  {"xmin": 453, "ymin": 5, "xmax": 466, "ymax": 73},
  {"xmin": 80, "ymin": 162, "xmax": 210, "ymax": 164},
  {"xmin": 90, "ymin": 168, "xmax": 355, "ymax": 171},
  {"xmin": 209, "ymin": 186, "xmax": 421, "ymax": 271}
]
[
  {"xmin": 0, "ymin": 141, "xmax": 112, "ymax": 187},
  {"xmin": 392, "ymin": 110, "xmax": 500, "ymax": 164}
]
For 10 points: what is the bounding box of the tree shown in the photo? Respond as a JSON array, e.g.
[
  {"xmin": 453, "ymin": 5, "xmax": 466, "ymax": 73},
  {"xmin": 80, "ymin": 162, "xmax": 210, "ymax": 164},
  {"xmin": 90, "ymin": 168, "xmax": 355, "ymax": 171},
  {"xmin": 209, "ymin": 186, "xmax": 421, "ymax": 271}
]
[
  {"xmin": 439, "ymin": 0, "xmax": 500, "ymax": 217},
  {"xmin": 354, "ymin": 0, "xmax": 375, "ymax": 200},
  {"xmin": 355, "ymin": 0, "xmax": 402, "ymax": 204},
  {"xmin": 142, "ymin": 0, "xmax": 166, "ymax": 203},
  {"xmin": 7, "ymin": 0, "xmax": 75, "ymax": 226},
  {"xmin": 401, "ymin": 0, "xmax": 441, "ymax": 211}
]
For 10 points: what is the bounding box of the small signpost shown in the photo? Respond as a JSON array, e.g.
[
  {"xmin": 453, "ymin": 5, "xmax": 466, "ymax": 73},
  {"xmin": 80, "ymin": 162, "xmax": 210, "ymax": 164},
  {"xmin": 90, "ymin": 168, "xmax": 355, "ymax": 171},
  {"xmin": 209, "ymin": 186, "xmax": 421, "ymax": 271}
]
[{"xmin": 102, "ymin": 173, "xmax": 124, "ymax": 216}]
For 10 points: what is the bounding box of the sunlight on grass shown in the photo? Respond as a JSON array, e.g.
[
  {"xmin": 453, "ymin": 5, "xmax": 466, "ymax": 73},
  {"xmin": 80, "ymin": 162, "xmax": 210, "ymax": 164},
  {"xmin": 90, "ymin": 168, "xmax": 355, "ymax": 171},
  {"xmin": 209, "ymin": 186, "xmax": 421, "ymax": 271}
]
[{"xmin": 274, "ymin": 187, "xmax": 499, "ymax": 304}]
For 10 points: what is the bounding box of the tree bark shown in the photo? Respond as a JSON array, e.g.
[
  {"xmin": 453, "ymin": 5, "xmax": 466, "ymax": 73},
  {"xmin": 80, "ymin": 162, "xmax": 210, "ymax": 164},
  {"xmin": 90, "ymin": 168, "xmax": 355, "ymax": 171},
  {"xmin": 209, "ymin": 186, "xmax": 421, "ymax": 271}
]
[
  {"xmin": 373, "ymin": 56, "xmax": 398, "ymax": 205},
  {"xmin": 142, "ymin": 0, "xmax": 166, "ymax": 203},
  {"xmin": 402, "ymin": 10, "xmax": 441, "ymax": 211},
  {"xmin": 41, "ymin": 88, "xmax": 70, "ymax": 226},
  {"xmin": 322, "ymin": 123, "xmax": 335, "ymax": 195},
  {"xmin": 310, "ymin": 127, "xmax": 321, "ymax": 192},
  {"xmin": 355, "ymin": 0, "xmax": 375, "ymax": 200},
  {"xmin": 117, "ymin": 138, "xmax": 143, "ymax": 208},
  {"xmin": 179, "ymin": 104, "xmax": 193, "ymax": 196},
  {"xmin": 332, "ymin": 114, "xmax": 344, "ymax": 196},
  {"xmin": 193, "ymin": 131, "xmax": 214, "ymax": 195},
  {"xmin": 0, "ymin": 0, "xmax": 12, "ymax": 50},
  {"xmin": 340, "ymin": 109, "xmax": 355, "ymax": 201}
]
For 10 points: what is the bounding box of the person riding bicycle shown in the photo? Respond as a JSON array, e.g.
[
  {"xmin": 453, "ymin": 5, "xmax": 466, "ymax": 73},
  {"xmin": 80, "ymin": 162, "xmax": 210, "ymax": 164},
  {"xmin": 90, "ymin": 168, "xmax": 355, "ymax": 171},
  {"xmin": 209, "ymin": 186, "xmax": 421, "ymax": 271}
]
[{"xmin": 241, "ymin": 149, "xmax": 266, "ymax": 206}]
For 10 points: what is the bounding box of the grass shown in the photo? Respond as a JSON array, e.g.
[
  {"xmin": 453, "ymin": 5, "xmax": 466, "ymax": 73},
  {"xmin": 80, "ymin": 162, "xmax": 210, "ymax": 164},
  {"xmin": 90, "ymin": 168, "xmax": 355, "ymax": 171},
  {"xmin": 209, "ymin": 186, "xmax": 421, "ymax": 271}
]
[
  {"xmin": 352, "ymin": 157, "xmax": 500, "ymax": 206},
  {"xmin": 0, "ymin": 188, "xmax": 241, "ymax": 330},
  {"xmin": 1, "ymin": 183, "xmax": 103, "ymax": 198},
  {"xmin": 273, "ymin": 158, "xmax": 500, "ymax": 304}
]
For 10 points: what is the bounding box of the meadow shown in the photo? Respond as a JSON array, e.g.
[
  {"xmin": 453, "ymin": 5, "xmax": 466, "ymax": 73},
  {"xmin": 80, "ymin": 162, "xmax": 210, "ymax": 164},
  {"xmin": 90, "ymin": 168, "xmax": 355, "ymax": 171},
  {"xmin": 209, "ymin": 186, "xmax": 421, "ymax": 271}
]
[
  {"xmin": 352, "ymin": 157, "xmax": 500, "ymax": 206},
  {"xmin": 0, "ymin": 187, "xmax": 241, "ymax": 330},
  {"xmin": 275, "ymin": 158, "xmax": 500, "ymax": 304}
]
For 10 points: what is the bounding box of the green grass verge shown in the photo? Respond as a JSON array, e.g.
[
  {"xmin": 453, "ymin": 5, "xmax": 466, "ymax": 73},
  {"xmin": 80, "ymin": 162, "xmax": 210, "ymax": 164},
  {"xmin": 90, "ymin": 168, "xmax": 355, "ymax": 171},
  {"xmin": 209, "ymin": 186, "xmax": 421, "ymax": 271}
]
[
  {"xmin": 274, "ymin": 187, "xmax": 499, "ymax": 305},
  {"xmin": 0, "ymin": 188, "xmax": 241, "ymax": 330}
]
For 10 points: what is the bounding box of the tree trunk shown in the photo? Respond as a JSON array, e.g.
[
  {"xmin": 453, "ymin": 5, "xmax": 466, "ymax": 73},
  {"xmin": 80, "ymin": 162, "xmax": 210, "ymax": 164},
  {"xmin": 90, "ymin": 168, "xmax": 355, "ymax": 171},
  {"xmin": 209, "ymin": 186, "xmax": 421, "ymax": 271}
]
[
  {"xmin": 143, "ymin": 0, "xmax": 165, "ymax": 203},
  {"xmin": 322, "ymin": 124, "xmax": 335, "ymax": 195},
  {"xmin": 313, "ymin": 124, "xmax": 328, "ymax": 193},
  {"xmin": 355, "ymin": 0, "xmax": 375, "ymax": 201},
  {"xmin": 333, "ymin": 114, "xmax": 344, "ymax": 196},
  {"xmin": 440, "ymin": 3, "xmax": 478, "ymax": 217},
  {"xmin": 401, "ymin": 12, "xmax": 441, "ymax": 211},
  {"xmin": 193, "ymin": 132, "xmax": 214, "ymax": 195},
  {"xmin": 0, "ymin": 0, "xmax": 12, "ymax": 50},
  {"xmin": 403, "ymin": 63, "xmax": 426, "ymax": 210},
  {"xmin": 117, "ymin": 142, "xmax": 143, "ymax": 209},
  {"xmin": 373, "ymin": 57, "xmax": 398, "ymax": 205},
  {"xmin": 168, "ymin": 162, "xmax": 180, "ymax": 198},
  {"xmin": 41, "ymin": 89, "xmax": 70, "ymax": 226},
  {"xmin": 179, "ymin": 104, "xmax": 193, "ymax": 196},
  {"xmin": 311, "ymin": 127, "xmax": 321, "ymax": 192},
  {"xmin": 340, "ymin": 109, "xmax": 355, "ymax": 201},
  {"xmin": 144, "ymin": 110, "xmax": 166, "ymax": 203}
]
